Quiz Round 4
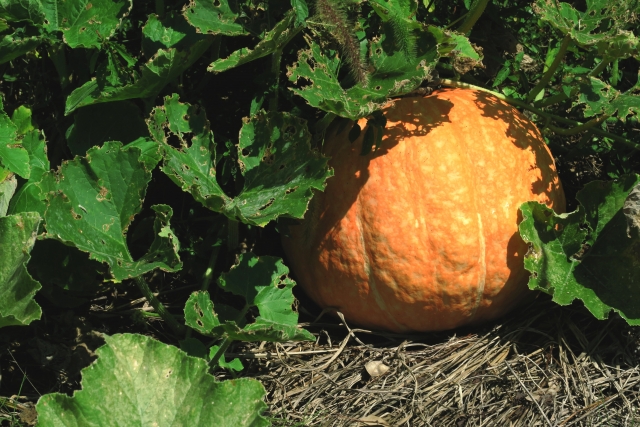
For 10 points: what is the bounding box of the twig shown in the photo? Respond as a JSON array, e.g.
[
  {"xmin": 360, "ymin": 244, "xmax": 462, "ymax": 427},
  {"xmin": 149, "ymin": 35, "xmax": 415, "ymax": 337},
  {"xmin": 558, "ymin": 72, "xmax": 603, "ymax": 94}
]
[{"xmin": 505, "ymin": 360, "xmax": 554, "ymax": 427}]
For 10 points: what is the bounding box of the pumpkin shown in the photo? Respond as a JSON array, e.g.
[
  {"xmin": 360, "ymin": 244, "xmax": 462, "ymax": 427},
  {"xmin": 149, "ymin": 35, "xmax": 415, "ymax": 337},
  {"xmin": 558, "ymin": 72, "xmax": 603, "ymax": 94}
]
[{"xmin": 282, "ymin": 88, "xmax": 566, "ymax": 332}]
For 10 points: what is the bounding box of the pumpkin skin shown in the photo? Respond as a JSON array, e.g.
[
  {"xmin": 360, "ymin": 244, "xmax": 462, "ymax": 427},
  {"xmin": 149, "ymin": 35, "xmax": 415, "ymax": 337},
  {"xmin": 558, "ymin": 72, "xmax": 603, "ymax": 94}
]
[{"xmin": 282, "ymin": 88, "xmax": 566, "ymax": 332}]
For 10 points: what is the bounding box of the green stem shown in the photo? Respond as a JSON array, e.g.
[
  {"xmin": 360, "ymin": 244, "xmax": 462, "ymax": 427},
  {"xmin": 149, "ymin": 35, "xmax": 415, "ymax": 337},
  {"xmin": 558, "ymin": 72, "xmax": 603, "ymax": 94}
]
[
  {"xmin": 439, "ymin": 79, "xmax": 638, "ymax": 148},
  {"xmin": 588, "ymin": 57, "xmax": 613, "ymax": 78},
  {"xmin": 227, "ymin": 218, "xmax": 239, "ymax": 251},
  {"xmin": 444, "ymin": 12, "xmax": 468, "ymax": 30},
  {"xmin": 209, "ymin": 338, "xmax": 232, "ymax": 367},
  {"xmin": 533, "ymin": 56, "xmax": 614, "ymax": 108},
  {"xmin": 457, "ymin": 0, "xmax": 490, "ymax": 34},
  {"xmin": 546, "ymin": 114, "xmax": 609, "ymax": 136},
  {"xmin": 533, "ymin": 91, "xmax": 568, "ymax": 108},
  {"xmin": 201, "ymin": 244, "xmax": 221, "ymax": 291},
  {"xmin": 134, "ymin": 276, "xmax": 185, "ymax": 336},
  {"xmin": 208, "ymin": 304, "xmax": 250, "ymax": 367},
  {"xmin": 526, "ymin": 34, "xmax": 573, "ymax": 103}
]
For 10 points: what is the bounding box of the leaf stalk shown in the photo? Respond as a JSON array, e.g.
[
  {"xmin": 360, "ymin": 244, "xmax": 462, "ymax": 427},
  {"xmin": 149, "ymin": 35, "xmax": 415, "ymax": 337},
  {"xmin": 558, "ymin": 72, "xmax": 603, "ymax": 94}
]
[
  {"xmin": 526, "ymin": 34, "xmax": 573, "ymax": 103},
  {"xmin": 134, "ymin": 276, "xmax": 185, "ymax": 336}
]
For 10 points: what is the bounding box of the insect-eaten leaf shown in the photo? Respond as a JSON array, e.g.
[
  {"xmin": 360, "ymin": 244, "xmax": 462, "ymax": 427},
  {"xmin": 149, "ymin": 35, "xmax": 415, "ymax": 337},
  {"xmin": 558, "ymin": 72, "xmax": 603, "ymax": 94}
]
[
  {"xmin": 35, "ymin": 333, "xmax": 269, "ymax": 427},
  {"xmin": 288, "ymin": 23, "xmax": 479, "ymax": 120},
  {"xmin": 184, "ymin": 253, "xmax": 314, "ymax": 342},
  {"xmin": 156, "ymin": 94, "xmax": 332, "ymax": 227},
  {"xmin": 43, "ymin": 142, "xmax": 181, "ymax": 281}
]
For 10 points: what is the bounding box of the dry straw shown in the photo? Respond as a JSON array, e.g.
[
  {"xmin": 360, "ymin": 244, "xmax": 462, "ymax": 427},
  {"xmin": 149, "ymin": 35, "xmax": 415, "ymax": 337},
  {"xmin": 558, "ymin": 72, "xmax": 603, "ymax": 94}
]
[{"xmin": 218, "ymin": 296, "xmax": 640, "ymax": 426}]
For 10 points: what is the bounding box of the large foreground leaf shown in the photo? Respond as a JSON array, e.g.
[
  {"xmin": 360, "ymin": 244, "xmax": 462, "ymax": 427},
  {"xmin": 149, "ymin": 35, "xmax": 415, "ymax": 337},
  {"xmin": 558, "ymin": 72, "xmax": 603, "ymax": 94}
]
[
  {"xmin": 519, "ymin": 174, "xmax": 640, "ymax": 324},
  {"xmin": 36, "ymin": 333, "xmax": 268, "ymax": 426},
  {"xmin": 184, "ymin": 253, "xmax": 314, "ymax": 342},
  {"xmin": 156, "ymin": 95, "xmax": 331, "ymax": 226},
  {"xmin": 0, "ymin": 212, "xmax": 42, "ymax": 327},
  {"xmin": 43, "ymin": 142, "xmax": 181, "ymax": 281}
]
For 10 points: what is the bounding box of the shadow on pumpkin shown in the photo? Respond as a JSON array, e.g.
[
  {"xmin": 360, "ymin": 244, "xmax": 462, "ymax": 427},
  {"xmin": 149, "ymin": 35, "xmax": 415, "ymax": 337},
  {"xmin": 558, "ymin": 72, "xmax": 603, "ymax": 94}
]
[
  {"xmin": 284, "ymin": 89, "xmax": 567, "ymax": 331},
  {"xmin": 470, "ymin": 90, "xmax": 565, "ymax": 204},
  {"xmin": 305, "ymin": 95, "xmax": 455, "ymax": 249}
]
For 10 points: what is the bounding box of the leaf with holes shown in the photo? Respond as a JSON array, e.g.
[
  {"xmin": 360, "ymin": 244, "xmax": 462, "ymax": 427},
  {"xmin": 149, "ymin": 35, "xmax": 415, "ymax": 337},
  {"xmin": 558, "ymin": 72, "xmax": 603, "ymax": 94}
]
[
  {"xmin": 288, "ymin": 24, "xmax": 464, "ymax": 120},
  {"xmin": 42, "ymin": 142, "xmax": 181, "ymax": 281},
  {"xmin": 575, "ymin": 77, "xmax": 640, "ymax": 122},
  {"xmin": 182, "ymin": 0, "xmax": 250, "ymax": 36},
  {"xmin": 208, "ymin": 10, "xmax": 302, "ymax": 73},
  {"xmin": 519, "ymin": 174, "xmax": 640, "ymax": 325},
  {"xmin": 228, "ymin": 110, "xmax": 331, "ymax": 226},
  {"xmin": 184, "ymin": 253, "xmax": 314, "ymax": 342},
  {"xmin": 40, "ymin": 0, "xmax": 133, "ymax": 49},
  {"xmin": 0, "ymin": 212, "xmax": 42, "ymax": 328},
  {"xmin": 153, "ymin": 93, "xmax": 230, "ymax": 213},
  {"xmin": 0, "ymin": 33, "xmax": 42, "ymax": 64},
  {"xmin": 534, "ymin": 0, "xmax": 639, "ymax": 58},
  {"xmin": 157, "ymin": 95, "xmax": 332, "ymax": 226},
  {"xmin": 141, "ymin": 10, "xmax": 211, "ymax": 57},
  {"xmin": 35, "ymin": 333, "xmax": 269, "ymax": 426}
]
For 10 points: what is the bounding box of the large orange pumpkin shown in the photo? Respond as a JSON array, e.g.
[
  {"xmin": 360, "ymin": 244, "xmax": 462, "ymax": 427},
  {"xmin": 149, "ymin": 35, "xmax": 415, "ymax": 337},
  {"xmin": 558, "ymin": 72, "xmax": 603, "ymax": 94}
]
[{"xmin": 282, "ymin": 88, "xmax": 565, "ymax": 332}]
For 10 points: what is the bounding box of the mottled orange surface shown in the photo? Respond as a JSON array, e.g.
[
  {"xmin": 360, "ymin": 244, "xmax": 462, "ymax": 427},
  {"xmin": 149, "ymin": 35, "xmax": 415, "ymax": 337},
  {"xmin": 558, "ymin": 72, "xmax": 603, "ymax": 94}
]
[{"xmin": 282, "ymin": 88, "xmax": 566, "ymax": 332}]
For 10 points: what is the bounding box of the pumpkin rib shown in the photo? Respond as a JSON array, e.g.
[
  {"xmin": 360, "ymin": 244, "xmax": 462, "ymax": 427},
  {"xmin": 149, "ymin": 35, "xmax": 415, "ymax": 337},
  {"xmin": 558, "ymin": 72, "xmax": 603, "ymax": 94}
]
[
  {"xmin": 354, "ymin": 198, "xmax": 404, "ymax": 331},
  {"xmin": 282, "ymin": 88, "xmax": 565, "ymax": 332}
]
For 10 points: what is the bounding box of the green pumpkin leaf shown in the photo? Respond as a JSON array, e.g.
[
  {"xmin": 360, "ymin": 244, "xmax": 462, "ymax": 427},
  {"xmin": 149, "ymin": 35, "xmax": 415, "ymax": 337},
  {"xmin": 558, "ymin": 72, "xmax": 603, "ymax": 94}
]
[
  {"xmin": 36, "ymin": 333, "xmax": 269, "ymax": 427},
  {"xmin": 156, "ymin": 95, "xmax": 332, "ymax": 226},
  {"xmin": 182, "ymin": 0, "xmax": 249, "ymax": 36},
  {"xmin": 0, "ymin": 104, "xmax": 29, "ymax": 179},
  {"xmin": 574, "ymin": 77, "xmax": 640, "ymax": 122},
  {"xmin": 519, "ymin": 174, "xmax": 640, "ymax": 325},
  {"xmin": 0, "ymin": 212, "xmax": 42, "ymax": 328},
  {"xmin": 208, "ymin": 10, "xmax": 301, "ymax": 73},
  {"xmin": 40, "ymin": 0, "xmax": 132, "ymax": 49},
  {"xmin": 0, "ymin": 174, "xmax": 17, "ymax": 216},
  {"xmin": 141, "ymin": 11, "xmax": 210, "ymax": 56},
  {"xmin": 288, "ymin": 24, "xmax": 461, "ymax": 120},
  {"xmin": 7, "ymin": 128, "xmax": 49, "ymax": 216},
  {"xmin": 184, "ymin": 253, "xmax": 314, "ymax": 342},
  {"xmin": 0, "ymin": 33, "xmax": 42, "ymax": 64},
  {"xmin": 43, "ymin": 142, "xmax": 181, "ymax": 281},
  {"xmin": 534, "ymin": 0, "xmax": 639, "ymax": 58},
  {"xmin": 0, "ymin": 0, "xmax": 45, "ymax": 24}
]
